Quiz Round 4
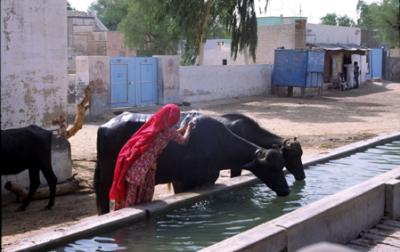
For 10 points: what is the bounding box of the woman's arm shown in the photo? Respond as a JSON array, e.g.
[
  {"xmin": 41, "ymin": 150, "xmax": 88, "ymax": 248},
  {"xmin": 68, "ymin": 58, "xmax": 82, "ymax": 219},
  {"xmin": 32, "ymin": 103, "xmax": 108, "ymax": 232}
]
[{"xmin": 173, "ymin": 122, "xmax": 194, "ymax": 144}]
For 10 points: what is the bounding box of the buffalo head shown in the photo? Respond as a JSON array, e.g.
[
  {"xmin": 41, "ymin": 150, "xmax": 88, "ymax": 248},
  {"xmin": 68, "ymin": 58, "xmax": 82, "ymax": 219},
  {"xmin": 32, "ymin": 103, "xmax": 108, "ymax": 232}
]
[
  {"xmin": 281, "ymin": 138, "xmax": 305, "ymax": 181},
  {"xmin": 244, "ymin": 147, "xmax": 290, "ymax": 197}
]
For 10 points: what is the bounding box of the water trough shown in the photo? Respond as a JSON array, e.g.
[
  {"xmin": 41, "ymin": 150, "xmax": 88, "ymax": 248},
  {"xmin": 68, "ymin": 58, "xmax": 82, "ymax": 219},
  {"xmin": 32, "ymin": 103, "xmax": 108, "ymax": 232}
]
[{"xmin": 6, "ymin": 132, "xmax": 400, "ymax": 252}]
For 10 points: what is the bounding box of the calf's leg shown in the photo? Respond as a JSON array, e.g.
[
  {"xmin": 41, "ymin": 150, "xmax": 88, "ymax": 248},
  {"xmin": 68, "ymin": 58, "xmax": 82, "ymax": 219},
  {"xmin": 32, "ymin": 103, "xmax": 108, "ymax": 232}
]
[
  {"xmin": 41, "ymin": 163, "xmax": 58, "ymax": 210},
  {"xmin": 19, "ymin": 168, "xmax": 40, "ymax": 211}
]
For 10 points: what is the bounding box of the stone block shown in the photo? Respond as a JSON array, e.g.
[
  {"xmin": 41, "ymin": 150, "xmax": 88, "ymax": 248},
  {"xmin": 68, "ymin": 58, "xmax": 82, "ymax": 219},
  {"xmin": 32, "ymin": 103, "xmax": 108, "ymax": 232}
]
[{"xmin": 385, "ymin": 179, "xmax": 400, "ymax": 219}]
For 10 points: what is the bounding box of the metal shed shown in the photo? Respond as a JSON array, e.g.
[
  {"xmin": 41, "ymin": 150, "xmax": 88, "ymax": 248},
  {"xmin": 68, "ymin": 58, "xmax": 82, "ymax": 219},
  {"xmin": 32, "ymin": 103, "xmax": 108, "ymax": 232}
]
[{"xmin": 272, "ymin": 49, "xmax": 325, "ymax": 92}]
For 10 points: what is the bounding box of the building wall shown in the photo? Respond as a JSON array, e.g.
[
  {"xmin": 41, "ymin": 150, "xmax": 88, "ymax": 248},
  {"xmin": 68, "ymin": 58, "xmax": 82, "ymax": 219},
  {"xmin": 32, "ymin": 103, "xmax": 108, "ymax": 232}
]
[
  {"xmin": 1, "ymin": 0, "xmax": 68, "ymax": 129},
  {"xmin": 67, "ymin": 14, "xmax": 107, "ymax": 73},
  {"xmin": 107, "ymin": 31, "xmax": 136, "ymax": 57},
  {"xmin": 203, "ymin": 39, "xmax": 248, "ymax": 65},
  {"xmin": 155, "ymin": 55, "xmax": 181, "ymax": 104},
  {"xmin": 384, "ymin": 57, "xmax": 400, "ymax": 82},
  {"xmin": 180, "ymin": 64, "xmax": 272, "ymax": 103},
  {"xmin": 256, "ymin": 24, "xmax": 296, "ymax": 64},
  {"xmin": 306, "ymin": 24, "xmax": 361, "ymax": 45},
  {"xmin": 75, "ymin": 56, "xmax": 110, "ymax": 120}
]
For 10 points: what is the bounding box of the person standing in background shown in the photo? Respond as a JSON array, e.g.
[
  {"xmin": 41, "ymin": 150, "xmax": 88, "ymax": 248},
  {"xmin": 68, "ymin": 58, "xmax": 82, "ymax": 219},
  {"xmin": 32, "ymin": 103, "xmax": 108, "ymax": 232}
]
[{"xmin": 353, "ymin": 62, "xmax": 360, "ymax": 88}]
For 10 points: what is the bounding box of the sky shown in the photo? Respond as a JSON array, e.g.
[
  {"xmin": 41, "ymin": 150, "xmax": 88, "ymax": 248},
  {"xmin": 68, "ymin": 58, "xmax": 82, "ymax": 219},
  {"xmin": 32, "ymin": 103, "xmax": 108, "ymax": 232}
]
[{"xmin": 69, "ymin": 0, "xmax": 379, "ymax": 24}]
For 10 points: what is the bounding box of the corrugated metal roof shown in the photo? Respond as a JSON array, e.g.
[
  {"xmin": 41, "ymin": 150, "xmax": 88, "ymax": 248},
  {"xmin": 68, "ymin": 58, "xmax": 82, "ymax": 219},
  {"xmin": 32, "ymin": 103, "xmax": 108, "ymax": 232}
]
[{"xmin": 307, "ymin": 43, "xmax": 369, "ymax": 53}]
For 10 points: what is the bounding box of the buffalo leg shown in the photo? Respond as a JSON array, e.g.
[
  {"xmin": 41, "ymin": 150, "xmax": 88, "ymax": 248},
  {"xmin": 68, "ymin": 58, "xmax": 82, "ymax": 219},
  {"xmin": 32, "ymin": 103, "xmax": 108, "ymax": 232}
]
[
  {"xmin": 41, "ymin": 163, "xmax": 58, "ymax": 210},
  {"xmin": 19, "ymin": 168, "xmax": 40, "ymax": 211},
  {"xmin": 230, "ymin": 167, "xmax": 242, "ymax": 178},
  {"xmin": 94, "ymin": 163, "xmax": 111, "ymax": 215},
  {"xmin": 172, "ymin": 181, "xmax": 185, "ymax": 193}
]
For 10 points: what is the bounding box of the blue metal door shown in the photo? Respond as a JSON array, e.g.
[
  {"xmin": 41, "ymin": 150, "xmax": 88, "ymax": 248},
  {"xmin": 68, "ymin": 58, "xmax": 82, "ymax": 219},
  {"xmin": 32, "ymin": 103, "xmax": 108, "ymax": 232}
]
[
  {"xmin": 306, "ymin": 51, "xmax": 325, "ymax": 88},
  {"xmin": 369, "ymin": 48, "xmax": 383, "ymax": 79},
  {"xmin": 135, "ymin": 57, "xmax": 158, "ymax": 106},
  {"xmin": 272, "ymin": 50, "xmax": 308, "ymax": 87},
  {"xmin": 110, "ymin": 57, "xmax": 136, "ymax": 107},
  {"xmin": 110, "ymin": 57, "xmax": 157, "ymax": 108}
]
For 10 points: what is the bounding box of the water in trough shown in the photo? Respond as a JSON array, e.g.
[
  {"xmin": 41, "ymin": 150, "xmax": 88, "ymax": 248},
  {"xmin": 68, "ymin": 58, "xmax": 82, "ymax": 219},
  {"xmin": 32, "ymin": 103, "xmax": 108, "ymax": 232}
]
[{"xmin": 57, "ymin": 140, "xmax": 400, "ymax": 252}]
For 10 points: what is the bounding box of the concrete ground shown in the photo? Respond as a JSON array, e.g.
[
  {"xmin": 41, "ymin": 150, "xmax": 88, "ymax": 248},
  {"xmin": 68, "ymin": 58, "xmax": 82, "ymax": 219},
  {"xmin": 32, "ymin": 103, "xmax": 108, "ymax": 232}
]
[{"xmin": 2, "ymin": 80, "xmax": 400, "ymax": 249}]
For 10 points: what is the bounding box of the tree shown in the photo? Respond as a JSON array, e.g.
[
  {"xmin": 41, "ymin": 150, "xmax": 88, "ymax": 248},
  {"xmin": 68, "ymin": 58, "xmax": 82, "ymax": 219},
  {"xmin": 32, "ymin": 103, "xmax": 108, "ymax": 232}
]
[
  {"xmin": 320, "ymin": 13, "xmax": 337, "ymax": 25},
  {"xmin": 119, "ymin": 0, "xmax": 181, "ymax": 56},
  {"xmin": 89, "ymin": 0, "xmax": 129, "ymax": 30},
  {"xmin": 67, "ymin": 1, "xmax": 75, "ymax": 11},
  {"xmin": 357, "ymin": 0, "xmax": 400, "ymax": 47},
  {"xmin": 164, "ymin": 0, "xmax": 266, "ymax": 65},
  {"xmin": 337, "ymin": 15, "xmax": 356, "ymax": 27},
  {"xmin": 320, "ymin": 13, "xmax": 356, "ymax": 27}
]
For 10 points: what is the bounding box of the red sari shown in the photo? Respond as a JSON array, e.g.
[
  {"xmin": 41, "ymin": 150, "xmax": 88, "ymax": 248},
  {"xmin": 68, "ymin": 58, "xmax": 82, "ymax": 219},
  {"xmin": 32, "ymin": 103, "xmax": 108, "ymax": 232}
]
[{"xmin": 109, "ymin": 104, "xmax": 184, "ymax": 210}]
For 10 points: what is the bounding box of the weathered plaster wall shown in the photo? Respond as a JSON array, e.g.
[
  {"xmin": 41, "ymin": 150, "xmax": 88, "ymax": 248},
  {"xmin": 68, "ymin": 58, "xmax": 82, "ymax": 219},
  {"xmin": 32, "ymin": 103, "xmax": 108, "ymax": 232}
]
[
  {"xmin": 155, "ymin": 55, "xmax": 181, "ymax": 104},
  {"xmin": 75, "ymin": 56, "xmax": 110, "ymax": 119},
  {"xmin": 1, "ymin": 0, "xmax": 68, "ymax": 129},
  {"xmin": 306, "ymin": 24, "xmax": 361, "ymax": 45},
  {"xmin": 180, "ymin": 64, "xmax": 272, "ymax": 104},
  {"xmin": 256, "ymin": 24, "xmax": 296, "ymax": 64},
  {"xmin": 67, "ymin": 14, "xmax": 107, "ymax": 73}
]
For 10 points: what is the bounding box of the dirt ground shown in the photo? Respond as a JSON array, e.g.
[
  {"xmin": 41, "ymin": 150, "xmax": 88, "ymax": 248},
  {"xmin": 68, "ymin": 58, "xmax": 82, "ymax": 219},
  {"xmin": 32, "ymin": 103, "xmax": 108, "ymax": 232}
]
[{"xmin": 2, "ymin": 81, "xmax": 400, "ymax": 249}]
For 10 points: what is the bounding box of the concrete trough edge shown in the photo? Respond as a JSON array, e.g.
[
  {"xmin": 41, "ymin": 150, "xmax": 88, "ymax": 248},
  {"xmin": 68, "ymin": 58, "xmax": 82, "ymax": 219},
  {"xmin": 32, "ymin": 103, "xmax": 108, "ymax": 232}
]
[
  {"xmin": 201, "ymin": 167, "xmax": 400, "ymax": 252},
  {"xmin": 303, "ymin": 132, "xmax": 400, "ymax": 167},
  {"xmin": 5, "ymin": 132, "xmax": 400, "ymax": 252}
]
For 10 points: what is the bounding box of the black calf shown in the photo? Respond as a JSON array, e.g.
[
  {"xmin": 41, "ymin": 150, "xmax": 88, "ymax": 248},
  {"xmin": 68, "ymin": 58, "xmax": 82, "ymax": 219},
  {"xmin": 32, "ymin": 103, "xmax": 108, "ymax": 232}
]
[{"xmin": 1, "ymin": 125, "xmax": 58, "ymax": 211}]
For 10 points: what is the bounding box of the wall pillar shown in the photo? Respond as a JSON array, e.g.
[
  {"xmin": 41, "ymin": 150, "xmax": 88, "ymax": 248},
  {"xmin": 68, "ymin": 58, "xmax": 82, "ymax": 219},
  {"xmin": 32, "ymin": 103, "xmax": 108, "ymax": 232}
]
[
  {"xmin": 75, "ymin": 56, "xmax": 110, "ymax": 120},
  {"xmin": 154, "ymin": 55, "xmax": 181, "ymax": 104}
]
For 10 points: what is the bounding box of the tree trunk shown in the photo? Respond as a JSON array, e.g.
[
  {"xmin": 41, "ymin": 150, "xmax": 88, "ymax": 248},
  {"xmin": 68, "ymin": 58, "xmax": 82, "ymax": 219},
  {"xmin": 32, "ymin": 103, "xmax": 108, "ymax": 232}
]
[
  {"xmin": 65, "ymin": 81, "xmax": 94, "ymax": 138},
  {"xmin": 197, "ymin": 0, "xmax": 213, "ymax": 65}
]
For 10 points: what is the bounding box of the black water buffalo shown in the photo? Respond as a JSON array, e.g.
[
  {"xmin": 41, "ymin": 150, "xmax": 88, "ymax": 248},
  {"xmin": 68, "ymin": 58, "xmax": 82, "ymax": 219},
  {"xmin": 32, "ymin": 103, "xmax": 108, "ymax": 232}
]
[
  {"xmin": 95, "ymin": 113, "xmax": 289, "ymax": 214},
  {"xmin": 220, "ymin": 113, "xmax": 305, "ymax": 180},
  {"xmin": 1, "ymin": 125, "xmax": 58, "ymax": 211}
]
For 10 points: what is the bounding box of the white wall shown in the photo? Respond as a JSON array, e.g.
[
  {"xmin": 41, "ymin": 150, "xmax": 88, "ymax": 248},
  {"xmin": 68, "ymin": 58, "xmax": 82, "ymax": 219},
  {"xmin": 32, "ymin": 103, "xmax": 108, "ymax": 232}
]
[
  {"xmin": 180, "ymin": 64, "xmax": 272, "ymax": 103},
  {"xmin": 1, "ymin": 0, "xmax": 68, "ymax": 129},
  {"xmin": 256, "ymin": 24, "xmax": 297, "ymax": 64},
  {"xmin": 203, "ymin": 40, "xmax": 248, "ymax": 65},
  {"xmin": 306, "ymin": 24, "xmax": 361, "ymax": 45}
]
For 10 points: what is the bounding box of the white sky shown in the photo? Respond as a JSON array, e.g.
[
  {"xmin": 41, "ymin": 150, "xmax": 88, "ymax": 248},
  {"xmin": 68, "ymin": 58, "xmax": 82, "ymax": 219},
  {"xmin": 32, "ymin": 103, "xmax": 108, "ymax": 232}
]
[{"xmin": 69, "ymin": 0, "xmax": 380, "ymax": 24}]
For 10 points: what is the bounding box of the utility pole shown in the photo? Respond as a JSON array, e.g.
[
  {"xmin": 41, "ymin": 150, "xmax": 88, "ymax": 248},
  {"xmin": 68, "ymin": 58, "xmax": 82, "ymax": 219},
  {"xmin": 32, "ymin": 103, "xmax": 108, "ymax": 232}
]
[{"xmin": 299, "ymin": 4, "xmax": 302, "ymax": 17}]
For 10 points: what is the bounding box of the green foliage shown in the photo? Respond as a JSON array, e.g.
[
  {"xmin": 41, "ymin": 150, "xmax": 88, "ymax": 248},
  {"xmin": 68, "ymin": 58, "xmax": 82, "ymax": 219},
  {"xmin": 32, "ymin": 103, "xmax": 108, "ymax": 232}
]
[
  {"xmin": 321, "ymin": 13, "xmax": 356, "ymax": 27},
  {"xmin": 119, "ymin": 0, "xmax": 181, "ymax": 56},
  {"xmin": 89, "ymin": 0, "xmax": 129, "ymax": 31},
  {"xmin": 357, "ymin": 0, "xmax": 400, "ymax": 47},
  {"xmin": 337, "ymin": 15, "xmax": 356, "ymax": 27},
  {"xmin": 320, "ymin": 13, "xmax": 337, "ymax": 25},
  {"xmin": 165, "ymin": 0, "xmax": 262, "ymax": 65},
  {"xmin": 88, "ymin": 0, "xmax": 267, "ymax": 64},
  {"xmin": 67, "ymin": 1, "xmax": 75, "ymax": 10}
]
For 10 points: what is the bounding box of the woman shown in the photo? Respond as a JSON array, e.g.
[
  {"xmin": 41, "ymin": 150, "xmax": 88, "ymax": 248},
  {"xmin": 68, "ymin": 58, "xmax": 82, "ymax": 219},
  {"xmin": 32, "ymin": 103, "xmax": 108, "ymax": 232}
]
[{"xmin": 109, "ymin": 104, "xmax": 193, "ymax": 210}]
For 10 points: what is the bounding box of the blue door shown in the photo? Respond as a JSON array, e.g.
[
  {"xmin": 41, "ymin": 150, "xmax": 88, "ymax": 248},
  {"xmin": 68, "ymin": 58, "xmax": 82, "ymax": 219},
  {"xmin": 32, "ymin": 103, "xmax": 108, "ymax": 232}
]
[
  {"xmin": 369, "ymin": 48, "xmax": 383, "ymax": 79},
  {"xmin": 110, "ymin": 57, "xmax": 157, "ymax": 108},
  {"xmin": 306, "ymin": 51, "xmax": 325, "ymax": 88},
  {"xmin": 135, "ymin": 57, "xmax": 158, "ymax": 106}
]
